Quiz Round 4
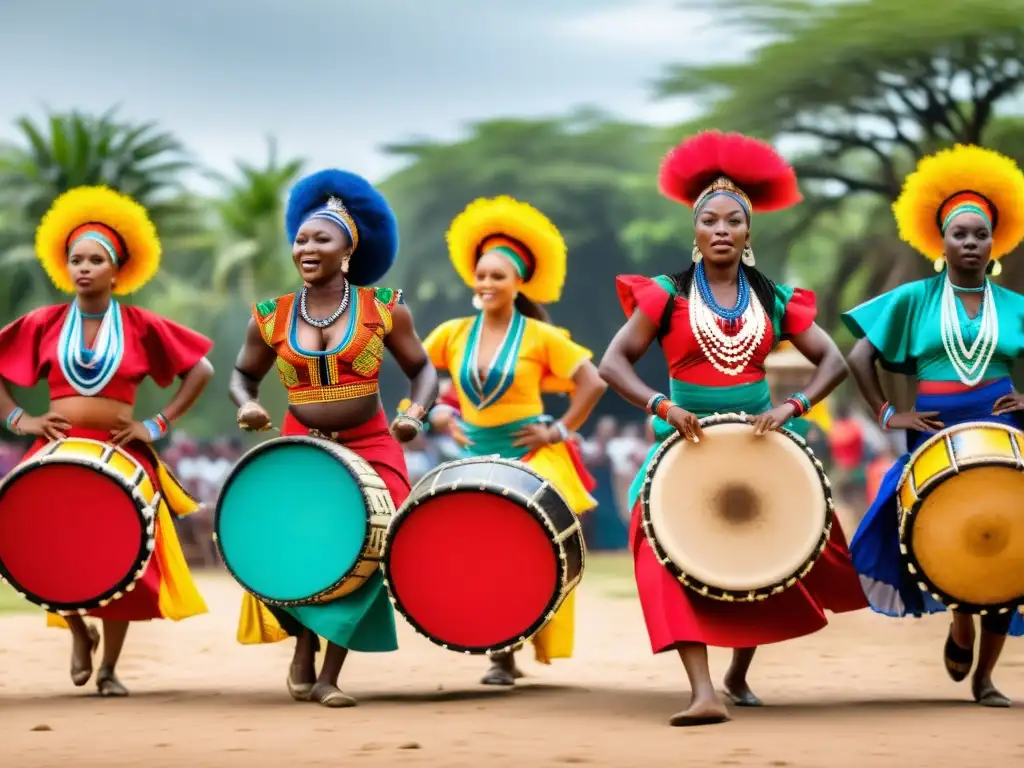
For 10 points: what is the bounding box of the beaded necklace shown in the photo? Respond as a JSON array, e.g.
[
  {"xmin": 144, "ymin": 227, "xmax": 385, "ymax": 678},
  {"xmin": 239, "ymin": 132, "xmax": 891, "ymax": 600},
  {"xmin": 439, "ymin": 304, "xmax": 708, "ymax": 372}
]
[
  {"xmin": 58, "ymin": 300, "xmax": 125, "ymax": 396},
  {"xmin": 940, "ymin": 276, "xmax": 998, "ymax": 386},
  {"xmin": 689, "ymin": 263, "xmax": 766, "ymax": 376}
]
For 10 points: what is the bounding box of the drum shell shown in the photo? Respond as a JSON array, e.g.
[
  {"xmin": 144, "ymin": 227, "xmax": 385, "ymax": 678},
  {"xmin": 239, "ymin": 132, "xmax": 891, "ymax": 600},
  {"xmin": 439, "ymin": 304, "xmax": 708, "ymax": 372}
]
[
  {"xmin": 0, "ymin": 438, "xmax": 158, "ymax": 614},
  {"xmin": 639, "ymin": 413, "xmax": 834, "ymax": 602},
  {"xmin": 383, "ymin": 456, "xmax": 585, "ymax": 654},
  {"xmin": 213, "ymin": 435, "xmax": 394, "ymax": 607},
  {"xmin": 897, "ymin": 421, "xmax": 1024, "ymax": 614}
]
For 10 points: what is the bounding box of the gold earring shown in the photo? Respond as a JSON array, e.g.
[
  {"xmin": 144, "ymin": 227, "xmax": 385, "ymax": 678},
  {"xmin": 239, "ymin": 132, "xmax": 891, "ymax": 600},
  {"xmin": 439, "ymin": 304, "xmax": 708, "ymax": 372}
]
[
  {"xmin": 691, "ymin": 242, "xmax": 702, "ymax": 263},
  {"xmin": 991, "ymin": 259, "xmax": 1003, "ymax": 277},
  {"xmin": 933, "ymin": 257, "xmax": 945, "ymax": 273},
  {"xmin": 741, "ymin": 245, "xmax": 756, "ymax": 267}
]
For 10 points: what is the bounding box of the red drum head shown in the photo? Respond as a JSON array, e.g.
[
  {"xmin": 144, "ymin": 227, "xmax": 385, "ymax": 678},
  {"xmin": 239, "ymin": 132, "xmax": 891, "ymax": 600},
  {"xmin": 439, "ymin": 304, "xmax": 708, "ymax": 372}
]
[
  {"xmin": 385, "ymin": 490, "xmax": 559, "ymax": 652},
  {"xmin": 0, "ymin": 464, "xmax": 146, "ymax": 610}
]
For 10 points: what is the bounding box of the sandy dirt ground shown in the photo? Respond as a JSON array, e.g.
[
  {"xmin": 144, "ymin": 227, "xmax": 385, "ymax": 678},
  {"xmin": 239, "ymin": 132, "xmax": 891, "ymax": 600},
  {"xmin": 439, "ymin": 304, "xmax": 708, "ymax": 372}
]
[{"xmin": 2, "ymin": 551, "xmax": 1022, "ymax": 768}]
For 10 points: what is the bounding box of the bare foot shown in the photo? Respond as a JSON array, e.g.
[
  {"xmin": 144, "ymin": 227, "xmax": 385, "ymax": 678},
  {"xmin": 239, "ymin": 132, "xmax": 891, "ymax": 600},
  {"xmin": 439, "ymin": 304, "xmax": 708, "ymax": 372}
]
[
  {"xmin": 723, "ymin": 674, "xmax": 763, "ymax": 707},
  {"xmin": 71, "ymin": 625, "xmax": 100, "ymax": 687},
  {"xmin": 669, "ymin": 697, "xmax": 730, "ymax": 727},
  {"xmin": 96, "ymin": 667, "xmax": 129, "ymax": 697},
  {"xmin": 972, "ymin": 677, "xmax": 1011, "ymax": 708},
  {"xmin": 310, "ymin": 682, "xmax": 357, "ymax": 708},
  {"xmin": 481, "ymin": 651, "xmax": 521, "ymax": 686}
]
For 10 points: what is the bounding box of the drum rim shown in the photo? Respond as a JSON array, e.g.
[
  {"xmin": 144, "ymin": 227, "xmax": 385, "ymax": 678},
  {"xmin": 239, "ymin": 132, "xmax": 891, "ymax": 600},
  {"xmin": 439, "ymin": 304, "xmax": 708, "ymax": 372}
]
[
  {"xmin": 0, "ymin": 439, "xmax": 156, "ymax": 614},
  {"xmin": 898, "ymin": 421, "xmax": 1024, "ymax": 614},
  {"xmin": 382, "ymin": 455, "xmax": 584, "ymax": 655},
  {"xmin": 639, "ymin": 411, "xmax": 835, "ymax": 602},
  {"xmin": 213, "ymin": 434, "xmax": 393, "ymax": 607}
]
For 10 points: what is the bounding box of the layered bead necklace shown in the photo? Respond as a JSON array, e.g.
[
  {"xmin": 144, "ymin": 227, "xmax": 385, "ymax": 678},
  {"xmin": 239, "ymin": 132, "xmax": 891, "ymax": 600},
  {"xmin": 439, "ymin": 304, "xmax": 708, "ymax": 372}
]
[
  {"xmin": 689, "ymin": 261, "xmax": 766, "ymax": 376},
  {"xmin": 940, "ymin": 275, "xmax": 998, "ymax": 387},
  {"xmin": 58, "ymin": 300, "xmax": 125, "ymax": 396},
  {"xmin": 299, "ymin": 278, "xmax": 350, "ymax": 328}
]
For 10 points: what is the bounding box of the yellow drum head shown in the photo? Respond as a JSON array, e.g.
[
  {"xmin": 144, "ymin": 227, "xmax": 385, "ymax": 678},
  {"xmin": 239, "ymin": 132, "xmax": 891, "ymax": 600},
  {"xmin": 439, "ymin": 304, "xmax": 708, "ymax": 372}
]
[{"xmin": 912, "ymin": 466, "xmax": 1024, "ymax": 606}]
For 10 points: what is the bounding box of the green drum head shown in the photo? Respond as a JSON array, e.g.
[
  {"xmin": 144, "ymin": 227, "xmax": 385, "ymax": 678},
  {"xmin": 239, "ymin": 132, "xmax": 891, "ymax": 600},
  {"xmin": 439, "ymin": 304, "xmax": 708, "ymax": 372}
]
[{"xmin": 217, "ymin": 441, "xmax": 368, "ymax": 602}]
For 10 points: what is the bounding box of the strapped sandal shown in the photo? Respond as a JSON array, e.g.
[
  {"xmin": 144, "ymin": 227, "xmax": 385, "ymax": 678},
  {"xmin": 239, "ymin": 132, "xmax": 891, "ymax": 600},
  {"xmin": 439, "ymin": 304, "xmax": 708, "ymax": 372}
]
[
  {"xmin": 71, "ymin": 625, "xmax": 101, "ymax": 687},
  {"xmin": 311, "ymin": 684, "xmax": 357, "ymax": 708},
  {"xmin": 96, "ymin": 667, "xmax": 129, "ymax": 698},
  {"xmin": 943, "ymin": 626, "xmax": 974, "ymax": 683}
]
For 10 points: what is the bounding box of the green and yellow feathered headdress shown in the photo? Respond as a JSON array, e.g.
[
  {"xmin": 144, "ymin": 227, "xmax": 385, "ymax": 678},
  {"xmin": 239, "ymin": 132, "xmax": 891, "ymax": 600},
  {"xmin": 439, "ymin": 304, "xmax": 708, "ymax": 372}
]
[
  {"xmin": 446, "ymin": 196, "xmax": 567, "ymax": 304},
  {"xmin": 36, "ymin": 186, "xmax": 162, "ymax": 295},
  {"xmin": 892, "ymin": 145, "xmax": 1024, "ymax": 263}
]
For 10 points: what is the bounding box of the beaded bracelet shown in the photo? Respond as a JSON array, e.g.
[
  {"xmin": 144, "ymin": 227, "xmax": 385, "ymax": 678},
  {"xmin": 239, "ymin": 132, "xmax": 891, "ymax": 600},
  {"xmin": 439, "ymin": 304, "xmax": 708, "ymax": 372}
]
[
  {"xmin": 4, "ymin": 406, "xmax": 25, "ymax": 434},
  {"xmin": 791, "ymin": 392, "xmax": 812, "ymax": 414},
  {"xmin": 876, "ymin": 400, "xmax": 891, "ymax": 424},
  {"xmin": 551, "ymin": 421, "xmax": 570, "ymax": 443},
  {"xmin": 654, "ymin": 398, "xmax": 677, "ymax": 422},
  {"xmin": 879, "ymin": 404, "xmax": 896, "ymax": 430},
  {"xmin": 647, "ymin": 393, "xmax": 668, "ymax": 416},
  {"xmin": 143, "ymin": 413, "xmax": 169, "ymax": 442}
]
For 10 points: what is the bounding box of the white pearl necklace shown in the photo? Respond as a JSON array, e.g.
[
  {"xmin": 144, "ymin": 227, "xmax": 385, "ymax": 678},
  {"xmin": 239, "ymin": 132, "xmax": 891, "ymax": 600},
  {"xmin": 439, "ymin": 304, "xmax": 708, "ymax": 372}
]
[
  {"xmin": 689, "ymin": 277, "xmax": 767, "ymax": 376},
  {"xmin": 940, "ymin": 276, "xmax": 998, "ymax": 387}
]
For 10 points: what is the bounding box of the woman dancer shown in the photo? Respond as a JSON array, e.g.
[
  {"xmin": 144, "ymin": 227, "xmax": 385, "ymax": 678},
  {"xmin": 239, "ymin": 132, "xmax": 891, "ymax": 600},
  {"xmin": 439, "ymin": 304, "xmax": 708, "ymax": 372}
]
[
  {"xmin": 0, "ymin": 186, "xmax": 213, "ymax": 696},
  {"xmin": 843, "ymin": 144, "xmax": 1024, "ymax": 708},
  {"xmin": 423, "ymin": 196, "xmax": 606, "ymax": 685},
  {"xmin": 598, "ymin": 131, "xmax": 868, "ymax": 726},
  {"xmin": 230, "ymin": 169, "xmax": 438, "ymax": 707}
]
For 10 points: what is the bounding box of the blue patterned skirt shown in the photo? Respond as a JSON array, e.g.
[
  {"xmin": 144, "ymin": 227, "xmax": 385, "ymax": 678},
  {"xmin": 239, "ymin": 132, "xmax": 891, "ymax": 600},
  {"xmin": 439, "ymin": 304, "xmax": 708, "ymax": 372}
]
[{"xmin": 850, "ymin": 377, "xmax": 1024, "ymax": 635}]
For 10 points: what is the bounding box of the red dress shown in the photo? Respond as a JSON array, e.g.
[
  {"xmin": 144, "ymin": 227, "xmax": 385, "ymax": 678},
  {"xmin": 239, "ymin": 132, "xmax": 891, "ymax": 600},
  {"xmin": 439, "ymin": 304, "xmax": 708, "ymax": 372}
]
[
  {"xmin": 0, "ymin": 303, "xmax": 213, "ymax": 621},
  {"xmin": 617, "ymin": 275, "xmax": 867, "ymax": 651}
]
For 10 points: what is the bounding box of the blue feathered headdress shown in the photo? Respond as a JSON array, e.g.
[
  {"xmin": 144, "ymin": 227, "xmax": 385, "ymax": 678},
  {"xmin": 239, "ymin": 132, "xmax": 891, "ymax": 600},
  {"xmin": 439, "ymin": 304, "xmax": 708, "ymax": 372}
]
[{"xmin": 285, "ymin": 169, "xmax": 399, "ymax": 286}]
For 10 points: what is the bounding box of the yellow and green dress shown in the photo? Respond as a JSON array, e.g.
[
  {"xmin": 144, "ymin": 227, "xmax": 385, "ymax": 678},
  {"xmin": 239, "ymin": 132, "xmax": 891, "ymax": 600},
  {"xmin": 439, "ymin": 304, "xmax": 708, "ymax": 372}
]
[{"xmin": 422, "ymin": 312, "xmax": 596, "ymax": 661}]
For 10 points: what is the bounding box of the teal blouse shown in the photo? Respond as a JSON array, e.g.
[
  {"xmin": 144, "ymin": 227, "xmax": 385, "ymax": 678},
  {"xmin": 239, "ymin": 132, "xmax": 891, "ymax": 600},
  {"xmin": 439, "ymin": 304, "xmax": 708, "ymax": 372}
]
[{"xmin": 841, "ymin": 275, "xmax": 1024, "ymax": 382}]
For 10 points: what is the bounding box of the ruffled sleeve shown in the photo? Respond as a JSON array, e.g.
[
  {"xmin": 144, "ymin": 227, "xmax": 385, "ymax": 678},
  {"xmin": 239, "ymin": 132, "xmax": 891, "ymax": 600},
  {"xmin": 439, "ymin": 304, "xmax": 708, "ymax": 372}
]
[
  {"xmin": 534, "ymin": 321, "xmax": 593, "ymax": 386},
  {"xmin": 615, "ymin": 274, "xmax": 675, "ymax": 324},
  {"xmin": 769, "ymin": 284, "xmax": 818, "ymax": 341},
  {"xmin": 840, "ymin": 282, "xmax": 924, "ymax": 376},
  {"xmin": 132, "ymin": 307, "xmax": 214, "ymax": 388},
  {"xmin": 0, "ymin": 306, "xmax": 59, "ymax": 387}
]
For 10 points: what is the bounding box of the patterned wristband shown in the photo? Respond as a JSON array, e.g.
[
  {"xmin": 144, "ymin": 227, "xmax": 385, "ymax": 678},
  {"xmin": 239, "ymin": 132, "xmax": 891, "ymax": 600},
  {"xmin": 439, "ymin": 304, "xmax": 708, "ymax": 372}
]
[
  {"xmin": 784, "ymin": 398, "xmax": 806, "ymax": 417},
  {"xmin": 880, "ymin": 405, "xmax": 896, "ymax": 430},
  {"xmin": 876, "ymin": 400, "xmax": 891, "ymax": 424},
  {"xmin": 647, "ymin": 393, "xmax": 667, "ymax": 416},
  {"xmin": 144, "ymin": 413, "xmax": 169, "ymax": 441},
  {"xmin": 791, "ymin": 392, "xmax": 812, "ymax": 414},
  {"xmin": 552, "ymin": 421, "xmax": 570, "ymax": 443},
  {"xmin": 5, "ymin": 406, "xmax": 24, "ymax": 434}
]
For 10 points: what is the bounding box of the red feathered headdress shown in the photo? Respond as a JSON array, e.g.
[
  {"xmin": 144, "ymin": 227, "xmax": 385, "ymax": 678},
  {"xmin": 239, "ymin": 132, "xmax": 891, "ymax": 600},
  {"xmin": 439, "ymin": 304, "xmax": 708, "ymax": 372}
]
[{"xmin": 658, "ymin": 131, "xmax": 802, "ymax": 213}]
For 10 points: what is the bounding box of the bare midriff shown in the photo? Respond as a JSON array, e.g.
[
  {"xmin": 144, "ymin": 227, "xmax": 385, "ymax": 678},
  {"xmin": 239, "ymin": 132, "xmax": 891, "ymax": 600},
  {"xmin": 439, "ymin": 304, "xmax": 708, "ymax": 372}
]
[
  {"xmin": 51, "ymin": 396, "xmax": 134, "ymax": 431},
  {"xmin": 289, "ymin": 392, "xmax": 381, "ymax": 433}
]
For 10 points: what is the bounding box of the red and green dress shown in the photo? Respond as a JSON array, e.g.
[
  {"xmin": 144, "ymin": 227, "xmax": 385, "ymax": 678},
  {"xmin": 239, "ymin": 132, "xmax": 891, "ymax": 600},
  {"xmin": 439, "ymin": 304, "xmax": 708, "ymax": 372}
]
[{"xmin": 616, "ymin": 274, "xmax": 868, "ymax": 651}]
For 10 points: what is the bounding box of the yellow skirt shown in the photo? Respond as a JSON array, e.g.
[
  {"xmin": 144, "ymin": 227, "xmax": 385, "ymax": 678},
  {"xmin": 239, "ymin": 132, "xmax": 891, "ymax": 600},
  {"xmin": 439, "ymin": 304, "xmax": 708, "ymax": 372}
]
[
  {"xmin": 46, "ymin": 453, "xmax": 207, "ymax": 628},
  {"xmin": 522, "ymin": 442, "xmax": 594, "ymax": 664}
]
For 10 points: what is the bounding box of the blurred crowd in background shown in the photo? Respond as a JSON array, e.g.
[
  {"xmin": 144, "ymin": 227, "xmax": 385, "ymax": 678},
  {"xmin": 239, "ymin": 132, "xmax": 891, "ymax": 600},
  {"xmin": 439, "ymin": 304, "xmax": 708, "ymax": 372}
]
[{"xmin": 0, "ymin": 402, "xmax": 902, "ymax": 568}]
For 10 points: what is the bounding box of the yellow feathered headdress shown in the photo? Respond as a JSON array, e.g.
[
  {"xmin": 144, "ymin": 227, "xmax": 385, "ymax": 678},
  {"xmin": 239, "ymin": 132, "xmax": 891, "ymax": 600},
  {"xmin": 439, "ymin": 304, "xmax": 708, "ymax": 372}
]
[
  {"xmin": 892, "ymin": 145, "xmax": 1024, "ymax": 263},
  {"xmin": 446, "ymin": 196, "xmax": 567, "ymax": 304},
  {"xmin": 35, "ymin": 186, "xmax": 162, "ymax": 295}
]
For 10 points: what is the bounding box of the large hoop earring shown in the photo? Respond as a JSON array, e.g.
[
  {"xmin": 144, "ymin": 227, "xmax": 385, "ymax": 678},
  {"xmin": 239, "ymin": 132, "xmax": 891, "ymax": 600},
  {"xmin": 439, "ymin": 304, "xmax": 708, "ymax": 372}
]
[
  {"xmin": 691, "ymin": 242, "xmax": 702, "ymax": 263},
  {"xmin": 741, "ymin": 245, "xmax": 756, "ymax": 267},
  {"xmin": 934, "ymin": 257, "xmax": 946, "ymax": 273}
]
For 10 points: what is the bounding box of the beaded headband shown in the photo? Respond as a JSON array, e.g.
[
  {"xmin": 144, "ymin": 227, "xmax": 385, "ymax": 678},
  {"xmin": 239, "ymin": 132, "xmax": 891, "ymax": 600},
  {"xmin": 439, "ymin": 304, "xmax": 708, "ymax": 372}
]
[
  {"xmin": 66, "ymin": 222, "xmax": 126, "ymax": 266},
  {"xmin": 693, "ymin": 177, "xmax": 753, "ymax": 221},
  {"xmin": 303, "ymin": 196, "xmax": 360, "ymax": 252},
  {"xmin": 939, "ymin": 191, "xmax": 995, "ymax": 234}
]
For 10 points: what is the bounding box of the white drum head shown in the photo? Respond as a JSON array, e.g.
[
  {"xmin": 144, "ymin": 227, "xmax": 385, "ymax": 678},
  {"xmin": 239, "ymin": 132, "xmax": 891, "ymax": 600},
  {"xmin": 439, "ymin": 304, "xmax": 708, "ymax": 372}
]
[{"xmin": 646, "ymin": 421, "xmax": 827, "ymax": 591}]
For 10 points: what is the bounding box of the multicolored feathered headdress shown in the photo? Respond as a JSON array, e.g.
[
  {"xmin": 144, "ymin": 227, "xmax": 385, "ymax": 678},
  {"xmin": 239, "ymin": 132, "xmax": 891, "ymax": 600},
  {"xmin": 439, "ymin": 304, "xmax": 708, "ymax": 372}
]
[
  {"xmin": 658, "ymin": 131, "xmax": 802, "ymax": 219},
  {"xmin": 892, "ymin": 145, "xmax": 1024, "ymax": 263},
  {"xmin": 35, "ymin": 186, "xmax": 161, "ymax": 295},
  {"xmin": 446, "ymin": 196, "xmax": 567, "ymax": 304},
  {"xmin": 285, "ymin": 169, "xmax": 399, "ymax": 286}
]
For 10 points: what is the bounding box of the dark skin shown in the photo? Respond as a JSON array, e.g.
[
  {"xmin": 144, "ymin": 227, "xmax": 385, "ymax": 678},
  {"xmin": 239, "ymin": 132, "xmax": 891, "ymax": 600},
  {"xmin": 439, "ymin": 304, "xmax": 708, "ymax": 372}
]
[
  {"xmin": 598, "ymin": 195, "xmax": 849, "ymax": 725},
  {"xmin": 428, "ymin": 250, "xmax": 608, "ymax": 684},
  {"xmin": 846, "ymin": 210, "xmax": 1013, "ymax": 707},
  {"xmin": 0, "ymin": 238, "xmax": 214, "ymax": 697},
  {"xmin": 228, "ymin": 216, "xmax": 438, "ymax": 707}
]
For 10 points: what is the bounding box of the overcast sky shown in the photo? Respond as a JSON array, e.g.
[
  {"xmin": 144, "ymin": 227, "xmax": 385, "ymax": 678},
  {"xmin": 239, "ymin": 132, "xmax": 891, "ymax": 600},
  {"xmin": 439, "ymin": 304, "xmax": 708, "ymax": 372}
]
[{"xmin": 0, "ymin": 0, "xmax": 756, "ymax": 185}]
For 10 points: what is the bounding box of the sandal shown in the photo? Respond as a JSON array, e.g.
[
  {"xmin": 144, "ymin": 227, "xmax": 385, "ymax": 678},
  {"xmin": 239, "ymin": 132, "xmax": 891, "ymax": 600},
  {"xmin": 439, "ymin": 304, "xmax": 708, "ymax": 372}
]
[
  {"xmin": 481, "ymin": 651, "xmax": 519, "ymax": 686},
  {"xmin": 943, "ymin": 626, "xmax": 974, "ymax": 683},
  {"xmin": 286, "ymin": 673, "xmax": 313, "ymax": 702},
  {"xmin": 973, "ymin": 679, "xmax": 1011, "ymax": 708},
  {"xmin": 71, "ymin": 625, "xmax": 101, "ymax": 687},
  {"xmin": 724, "ymin": 688, "xmax": 763, "ymax": 707},
  {"xmin": 310, "ymin": 683, "xmax": 357, "ymax": 708},
  {"xmin": 96, "ymin": 667, "xmax": 129, "ymax": 697}
]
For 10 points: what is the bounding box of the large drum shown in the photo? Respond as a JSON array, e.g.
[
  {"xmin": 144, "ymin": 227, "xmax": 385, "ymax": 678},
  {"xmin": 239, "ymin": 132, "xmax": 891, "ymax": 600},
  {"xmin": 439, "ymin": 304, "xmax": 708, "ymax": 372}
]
[
  {"xmin": 383, "ymin": 457, "xmax": 585, "ymax": 654},
  {"xmin": 214, "ymin": 436, "xmax": 393, "ymax": 606},
  {"xmin": 639, "ymin": 413, "xmax": 833, "ymax": 601},
  {"xmin": 0, "ymin": 438, "xmax": 159, "ymax": 614},
  {"xmin": 897, "ymin": 421, "xmax": 1024, "ymax": 614}
]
